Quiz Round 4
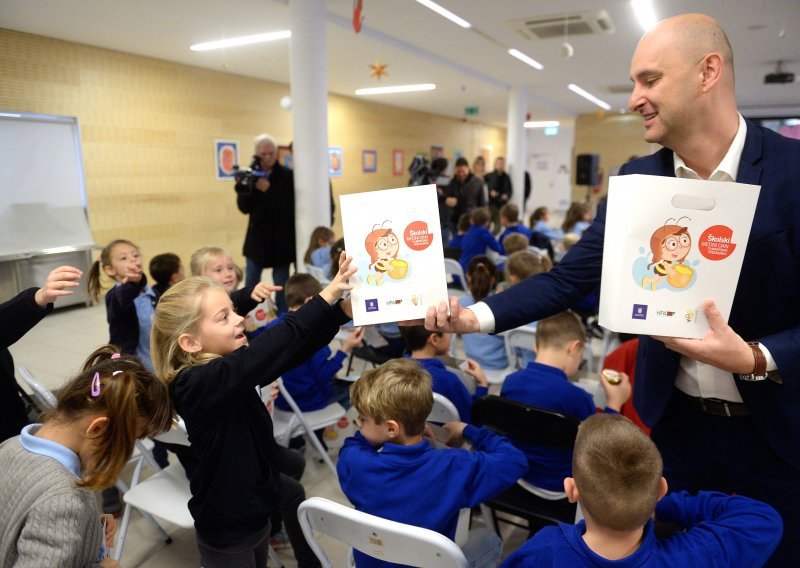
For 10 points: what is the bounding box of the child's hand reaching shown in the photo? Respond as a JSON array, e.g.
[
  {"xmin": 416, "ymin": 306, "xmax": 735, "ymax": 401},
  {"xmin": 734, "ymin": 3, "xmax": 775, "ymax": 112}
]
[
  {"xmin": 120, "ymin": 268, "xmax": 143, "ymax": 285},
  {"xmin": 462, "ymin": 359, "xmax": 488, "ymax": 388},
  {"xmin": 250, "ymin": 282, "xmax": 280, "ymax": 303},
  {"xmin": 263, "ymin": 381, "xmax": 280, "ymax": 415},
  {"xmin": 320, "ymin": 251, "xmax": 356, "ymax": 306},
  {"xmin": 600, "ymin": 370, "xmax": 632, "ymax": 412},
  {"xmin": 34, "ymin": 265, "xmax": 82, "ymax": 307},
  {"xmin": 342, "ymin": 327, "xmax": 365, "ymax": 353},
  {"xmin": 442, "ymin": 421, "xmax": 468, "ymax": 447}
]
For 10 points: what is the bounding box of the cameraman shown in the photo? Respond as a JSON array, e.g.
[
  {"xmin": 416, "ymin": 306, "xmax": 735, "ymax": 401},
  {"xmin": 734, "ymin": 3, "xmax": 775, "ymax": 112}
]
[{"xmin": 235, "ymin": 133, "xmax": 294, "ymax": 314}]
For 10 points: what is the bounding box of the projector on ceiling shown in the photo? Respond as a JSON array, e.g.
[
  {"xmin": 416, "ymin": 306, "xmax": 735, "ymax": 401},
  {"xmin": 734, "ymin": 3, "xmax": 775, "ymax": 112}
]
[{"xmin": 765, "ymin": 71, "xmax": 795, "ymax": 84}]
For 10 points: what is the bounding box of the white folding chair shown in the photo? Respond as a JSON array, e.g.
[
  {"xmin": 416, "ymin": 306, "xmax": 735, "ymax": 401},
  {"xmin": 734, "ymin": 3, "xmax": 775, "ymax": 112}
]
[
  {"xmin": 298, "ymin": 497, "xmax": 468, "ymax": 568},
  {"xmin": 16, "ymin": 366, "xmax": 57, "ymax": 409},
  {"xmin": 485, "ymin": 249, "xmax": 507, "ymax": 266},
  {"xmin": 428, "ymin": 392, "xmax": 460, "ymax": 424},
  {"xmin": 443, "ymin": 258, "xmax": 467, "ymax": 295},
  {"xmin": 271, "ymin": 379, "xmax": 346, "ymax": 477},
  {"xmin": 503, "ymin": 325, "xmax": 537, "ymax": 370},
  {"xmin": 527, "ymin": 245, "xmax": 549, "ymax": 258},
  {"xmin": 445, "ymin": 365, "xmax": 475, "ymax": 395},
  {"xmin": 304, "ymin": 263, "xmax": 331, "ymax": 284}
]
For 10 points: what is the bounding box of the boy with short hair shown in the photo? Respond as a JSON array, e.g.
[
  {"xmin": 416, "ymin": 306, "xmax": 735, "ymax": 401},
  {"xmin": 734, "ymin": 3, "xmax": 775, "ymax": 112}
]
[
  {"xmin": 497, "ymin": 204, "xmax": 532, "ymax": 253},
  {"xmin": 400, "ymin": 325, "xmax": 488, "ymax": 423},
  {"xmin": 338, "ymin": 358, "xmax": 527, "ymax": 568},
  {"xmin": 271, "ymin": 273, "xmax": 363, "ymax": 412},
  {"xmin": 459, "ymin": 207, "xmax": 502, "ymax": 271},
  {"xmin": 502, "ymin": 414, "xmax": 783, "ymax": 566},
  {"xmin": 500, "ymin": 232, "xmax": 529, "ymax": 257},
  {"xmin": 500, "ymin": 311, "xmax": 631, "ymax": 492},
  {"xmin": 148, "ymin": 253, "xmax": 185, "ymax": 298}
]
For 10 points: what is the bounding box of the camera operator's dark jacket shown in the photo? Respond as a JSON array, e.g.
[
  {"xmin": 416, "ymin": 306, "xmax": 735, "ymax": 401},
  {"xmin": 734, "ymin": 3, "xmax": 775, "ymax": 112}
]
[{"xmin": 237, "ymin": 163, "xmax": 296, "ymax": 268}]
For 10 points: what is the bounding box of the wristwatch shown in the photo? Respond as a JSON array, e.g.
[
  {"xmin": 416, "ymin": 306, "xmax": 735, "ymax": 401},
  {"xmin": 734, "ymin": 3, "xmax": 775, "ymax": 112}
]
[{"xmin": 738, "ymin": 342, "xmax": 769, "ymax": 382}]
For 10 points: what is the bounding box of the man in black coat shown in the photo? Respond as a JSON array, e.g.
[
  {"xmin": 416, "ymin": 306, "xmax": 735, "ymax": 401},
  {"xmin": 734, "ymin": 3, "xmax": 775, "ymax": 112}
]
[
  {"xmin": 236, "ymin": 134, "xmax": 295, "ymax": 314},
  {"xmin": 485, "ymin": 157, "xmax": 513, "ymax": 233}
]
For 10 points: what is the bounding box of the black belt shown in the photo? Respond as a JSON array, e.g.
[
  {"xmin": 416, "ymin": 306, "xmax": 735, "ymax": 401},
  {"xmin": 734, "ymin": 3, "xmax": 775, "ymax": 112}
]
[{"xmin": 677, "ymin": 390, "xmax": 749, "ymax": 417}]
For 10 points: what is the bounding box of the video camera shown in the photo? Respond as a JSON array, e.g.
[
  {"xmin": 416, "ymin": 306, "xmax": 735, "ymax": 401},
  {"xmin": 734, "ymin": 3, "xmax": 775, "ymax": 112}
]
[
  {"xmin": 233, "ymin": 155, "xmax": 268, "ymax": 195},
  {"xmin": 408, "ymin": 155, "xmax": 431, "ymax": 186}
]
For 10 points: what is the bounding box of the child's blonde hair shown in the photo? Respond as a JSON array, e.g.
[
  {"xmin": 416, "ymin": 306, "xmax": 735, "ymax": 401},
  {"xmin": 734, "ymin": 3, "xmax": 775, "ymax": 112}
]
[
  {"xmin": 535, "ymin": 311, "xmax": 586, "ymax": 351},
  {"xmin": 350, "ymin": 359, "xmax": 433, "ymax": 436},
  {"xmin": 304, "ymin": 226, "xmax": 335, "ymax": 265},
  {"xmin": 501, "ymin": 233, "xmax": 529, "ymax": 256},
  {"xmin": 505, "ymin": 250, "xmax": 552, "ymax": 282},
  {"xmin": 190, "ymin": 246, "xmax": 227, "ymax": 277},
  {"xmin": 87, "ymin": 239, "xmax": 138, "ymax": 301},
  {"xmin": 151, "ymin": 277, "xmax": 227, "ymax": 384},
  {"xmin": 44, "ymin": 345, "xmax": 173, "ymax": 490},
  {"xmin": 573, "ymin": 414, "xmax": 663, "ymax": 531}
]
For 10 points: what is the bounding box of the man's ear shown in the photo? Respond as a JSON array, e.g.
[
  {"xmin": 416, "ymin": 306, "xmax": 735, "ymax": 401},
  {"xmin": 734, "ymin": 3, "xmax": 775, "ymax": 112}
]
[
  {"xmin": 700, "ymin": 53, "xmax": 724, "ymax": 92},
  {"xmin": 564, "ymin": 477, "xmax": 580, "ymax": 504},
  {"xmin": 178, "ymin": 333, "xmax": 202, "ymax": 354},
  {"xmin": 385, "ymin": 419, "xmax": 400, "ymax": 439},
  {"xmin": 85, "ymin": 416, "xmax": 109, "ymax": 439}
]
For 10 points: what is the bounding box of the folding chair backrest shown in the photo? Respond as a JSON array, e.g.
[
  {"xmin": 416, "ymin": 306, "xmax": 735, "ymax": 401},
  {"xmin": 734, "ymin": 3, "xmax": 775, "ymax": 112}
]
[
  {"xmin": 504, "ymin": 326, "xmax": 537, "ymax": 369},
  {"xmin": 471, "ymin": 395, "xmax": 580, "ymax": 449},
  {"xmin": 305, "ymin": 263, "xmax": 330, "ymax": 284},
  {"xmin": 17, "ymin": 367, "xmax": 57, "ymax": 409},
  {"xmin": 428, "ymin": 393, "xmax": 460, "ymax": 424},
  {"xmin": 298, "ymin": 497, "xmax": 468, "ymax": 568},
  {"xmin": 443, "ymin": 258, "xmax": 465, "ymax": 287},
  {"xmin": 153, "ymin": 417, "xmax": 190, "ymax": 446}
]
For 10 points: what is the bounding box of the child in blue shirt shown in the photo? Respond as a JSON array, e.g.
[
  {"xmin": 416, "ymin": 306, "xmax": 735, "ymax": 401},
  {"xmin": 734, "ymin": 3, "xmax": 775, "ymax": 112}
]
[
  {"xmin": 497, "ymin": 204, "xmax": 532, "ymax": 253},
  {"xmin": 338, "ymin": 358, "xmax": 527, "ymax": 568},
  {"xmin": 303, "ymin": 226, "xmax": 335, "ymax": 277},
  {"xmin": 459, "ymin": 256, "xmax": 509, "ymax": 370},
  {"xmin": 529, "ymin": 206, "xmax": 564, "ymax": 241},
  {"xmin": 400, "ymin": 325, "xmax": 488, "ymax": 423},
  {"xmin": 502, "ymin": 414, "xmax": 783, "ymax": 567},
  {"xmin": 446, "ymin": 213, "xmax": 472, "ymax": 249},
  {"xmin": 270, "ymin": 273, "xmax": 363, "ymax": 412},
  {"xmin": 501, "ymin": 311, "xmax": 630, "ymax": 492},
  {"xmin": 459, "ymin": 207, "xmax": 502, "ymax": 272}
]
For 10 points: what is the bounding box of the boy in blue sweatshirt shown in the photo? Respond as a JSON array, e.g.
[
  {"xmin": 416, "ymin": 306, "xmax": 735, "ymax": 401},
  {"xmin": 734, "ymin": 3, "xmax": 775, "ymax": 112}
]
[
  {"xmin": 459, "ymin": 207, "xmax": 502, "ymax": 272},
  {"xmin": 400, "ymin": 325, "xmax": 489, "ymax": 423},
  {"xmin": 501, "ymin": 311, "xmax": 631, "ymax": 492},
  {"xmin": 338, "ymin": 358, "xmax": 527, "ymax": 568},
  {"xmin": 271, "ymin": 273, "xmax": 364, "ymax": 412},
  {"xmin": 497, "ymin": 204, "xmax": 532, "ymax": 254},
  {"xmin": 502, "ymin": 413, "xmax": 783, "ymax": 567}
]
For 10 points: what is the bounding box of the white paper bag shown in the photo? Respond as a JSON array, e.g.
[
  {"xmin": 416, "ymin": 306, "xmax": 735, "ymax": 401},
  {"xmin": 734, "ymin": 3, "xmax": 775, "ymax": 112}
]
[
  {"xmin": 341, "ymin": 184, "xmax": 449, "ymax": 326},
  {"xmin": 599, "ymin": 174, "xmax": 760, "ymax": 338}
]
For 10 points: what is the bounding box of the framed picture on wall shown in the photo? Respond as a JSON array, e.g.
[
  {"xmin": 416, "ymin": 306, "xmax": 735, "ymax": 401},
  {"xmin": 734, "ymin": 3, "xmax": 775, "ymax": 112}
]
[
  {"xmin": 430, "ymin": 145, "xmax": 444, "ymax": 159},
  {"xmin": 392, "ymin": 149, "xmax": 404, "ymax": 176},
  {"xmin": 278, "ymin": 145, "xmax": 293, "ymax": 169},
  {"xmin": 329, "ymin": 146, "xmax": 343, "ymax": 177},
  {"xmin": 362, "ymin": 149, "xmax": 377, "ymax": 173},
  {"xmin": 215, "ymin": 140, "xmax": 238, "ymax": 180}
]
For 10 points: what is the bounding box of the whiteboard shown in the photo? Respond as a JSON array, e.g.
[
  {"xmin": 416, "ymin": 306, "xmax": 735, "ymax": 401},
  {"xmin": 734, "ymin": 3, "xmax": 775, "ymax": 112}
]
[{"xmin": 0, "ymin": 112, "xmax": 94, "ymax": 257}]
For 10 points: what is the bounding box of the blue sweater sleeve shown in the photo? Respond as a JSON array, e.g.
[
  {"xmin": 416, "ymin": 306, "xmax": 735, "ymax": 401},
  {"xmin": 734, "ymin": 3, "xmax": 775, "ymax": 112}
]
[
  {"xmin": 313, "ymin": 348, "xmax": 348, "ymax": 385},
  {"xmin": 459, "ymin": 425, "xmax": 527, "ymax": 507},
  {"xmin": 655, "ymin": 491, "xmax": 783, "ymax": 567},
  {"xmin": 483, "ymin": 228, "xmax": 502, "ymax": 253}
]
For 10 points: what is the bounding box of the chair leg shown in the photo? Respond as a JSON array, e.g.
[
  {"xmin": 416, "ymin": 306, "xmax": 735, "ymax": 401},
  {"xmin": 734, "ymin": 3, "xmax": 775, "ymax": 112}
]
[
  {"xmin": 345, "ymin": 351, "xmax": 354, "ymax": 375},
  {"xmin": 113, "ymin": 457, "xmax": 144, "ymax": 561},
  {"xmin": 305, "ymin": 431, "xmax": 338, "ymax": 477},
  {"xmin": 480, "ymin": 504, "xmax": 500, "ymax": 537}
]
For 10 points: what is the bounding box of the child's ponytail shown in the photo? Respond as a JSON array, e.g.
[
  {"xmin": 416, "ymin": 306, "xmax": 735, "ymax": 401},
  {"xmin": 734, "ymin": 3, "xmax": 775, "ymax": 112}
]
[
  {"xmin": 466, "ymin": 255, "xmax": 497, "ymax": 302},
  {"xmin": 46, "ymin": 345, "xmax": 173, "ymax": 490}
]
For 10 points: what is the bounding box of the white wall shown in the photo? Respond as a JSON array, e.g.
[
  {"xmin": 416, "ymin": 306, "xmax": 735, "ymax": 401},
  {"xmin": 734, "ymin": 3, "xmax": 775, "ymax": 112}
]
[{"xmin": 524, "ymin": 120, "xmax": 576, "ymax": 226}]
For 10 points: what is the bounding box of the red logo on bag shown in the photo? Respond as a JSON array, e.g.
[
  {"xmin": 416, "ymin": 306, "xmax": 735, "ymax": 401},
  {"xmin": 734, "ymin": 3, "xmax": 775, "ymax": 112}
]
[
  {"xmin": 404, "ymin": 221, "xmax": 434, "ymax": 251},
  {"xmin": 255, "ymin": 309, "xmax": 268, "ymax": 321},
  {"xmin": 698, "ymin": 225, "xmax": 736, "ymax": 260}
]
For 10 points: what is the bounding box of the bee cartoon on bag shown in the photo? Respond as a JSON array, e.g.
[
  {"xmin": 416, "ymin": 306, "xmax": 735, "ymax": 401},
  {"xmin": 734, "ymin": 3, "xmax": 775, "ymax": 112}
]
[
  {"xmin": 365, "ymin": 221, "xmax": 409, "ymax": 286},
  {"xmin": 641, "ymin": 218, "xmax": 695, "ymax": 291}
]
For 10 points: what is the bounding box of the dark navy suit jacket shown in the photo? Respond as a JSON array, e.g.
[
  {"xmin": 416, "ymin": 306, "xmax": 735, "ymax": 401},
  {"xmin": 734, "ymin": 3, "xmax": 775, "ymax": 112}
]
[{"xmin": 485, "ymin": 120, "xmax": 800, "ymax": 469}]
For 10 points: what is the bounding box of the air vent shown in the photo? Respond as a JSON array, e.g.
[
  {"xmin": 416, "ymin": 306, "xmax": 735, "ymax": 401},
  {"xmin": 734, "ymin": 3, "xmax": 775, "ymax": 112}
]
[{"xmin": 508, "ymin": 10, "xmax": 616, "ymax": 41}]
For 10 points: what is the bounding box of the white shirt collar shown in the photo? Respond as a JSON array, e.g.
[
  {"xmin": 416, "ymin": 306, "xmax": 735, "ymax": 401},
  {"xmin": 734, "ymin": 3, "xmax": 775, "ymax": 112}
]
[
  {"xmin": 19, "ymin": 423, "xmax": 83, "ymax": 479},
  {"xmin": 673, "ymin": 113, "xmax": 747, "ymax": 181}
]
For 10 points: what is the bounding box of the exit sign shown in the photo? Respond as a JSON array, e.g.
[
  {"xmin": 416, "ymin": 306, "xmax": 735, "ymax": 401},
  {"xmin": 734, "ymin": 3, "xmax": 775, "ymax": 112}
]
[{"xmin": 464, "ymin": 106, "xmax": 479, "ymax": 116}]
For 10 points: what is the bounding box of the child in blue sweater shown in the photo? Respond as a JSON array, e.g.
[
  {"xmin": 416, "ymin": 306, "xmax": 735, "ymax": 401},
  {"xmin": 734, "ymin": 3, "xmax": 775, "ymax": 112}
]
[
  {"xmin": 502, "ymin": 414, "xmax": 783, "ymax": 567},
  {"xmin": 338, "ymin": 358, "xmax": 527, "ymax": 568},
  {"xmin": 497, "ymin": 204, "xmax": 532, "ymax": 253},
  {"xmin": 400, "ymin": 325, "xmax": 488, "ymax": 423},
  {"xmin": 459, "ymin": 207, "xmax": 502, "ymax": 271},
  {"xmin": 271, "ymin": 273, "xmax": 364, "ymax": 412},
  {"xmin": 501, "ymin": 311, "xmax": 630, "ymax": 492}
]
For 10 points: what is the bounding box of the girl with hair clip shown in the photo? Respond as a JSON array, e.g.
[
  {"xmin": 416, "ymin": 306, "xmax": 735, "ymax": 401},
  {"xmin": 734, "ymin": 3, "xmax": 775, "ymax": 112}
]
[
  {"xmin": 459, "ymin": 255, "xmax": 509, "ymax": 370},
  {"xmin": 150, "ymin": 253, "xmax": 356, "ymax": 568},
  {"xmin": 303, "ymin": 226, "xmax": 335, "ymax": 277},
  {"xmin": 190, "ymin": 246, "xmax": 276, "ymax": 319},
  {"xmin": 0, "ymin": 346, "xmax": 173, "ymax": 567}
]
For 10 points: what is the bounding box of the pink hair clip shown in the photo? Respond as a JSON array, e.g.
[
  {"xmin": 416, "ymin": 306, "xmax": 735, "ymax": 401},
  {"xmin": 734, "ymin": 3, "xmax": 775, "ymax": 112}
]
[
  {"xmin": 111, "ymin": 353, "xmax": 121, "ymax": 359},
  {"xmin": 91, "ymin": 372, "xmax": 101, "ymax": 398}
]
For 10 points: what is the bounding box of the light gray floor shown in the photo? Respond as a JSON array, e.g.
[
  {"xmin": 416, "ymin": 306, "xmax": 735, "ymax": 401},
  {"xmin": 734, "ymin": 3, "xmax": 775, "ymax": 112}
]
[{"xmin": 9, "ymin": 302, "xmax": 529, "ymax": 567}]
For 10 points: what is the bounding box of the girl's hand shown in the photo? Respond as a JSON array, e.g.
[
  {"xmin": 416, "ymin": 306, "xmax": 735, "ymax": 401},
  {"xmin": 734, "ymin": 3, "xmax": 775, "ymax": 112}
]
[
  {"xmin": 101, "ymin": 513, "xmax": 116, "ymax": 548},
  {"xmin": 342, "ymin": 327, "xmax": 365, "ymax": 353},
  {"xmin": 263, "ymin": 381, "xmax": 280, "ymax": 414},
  {"xmin": 251, "ymin": 282, "xmax": 280, "ymax": 302},
  {"xmin": 462, "ymin": 359, "xmax": 488, "ymax": 387},
  {"xmin": 120, "ymin": 269, "xmax": 142, "ymax": 285},
  {"xmin": 35, "ymin": 265, "xmax": 82, "ymax": 307},
  {"xmin": 320, "ymin": 252, "xmax": 356, "ymax": 305}
]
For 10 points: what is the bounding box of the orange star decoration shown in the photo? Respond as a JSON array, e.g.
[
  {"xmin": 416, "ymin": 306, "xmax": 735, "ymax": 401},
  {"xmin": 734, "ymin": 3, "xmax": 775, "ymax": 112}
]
[{"xmin": 369, "ymin": 58, "xmax": 389, "ymax": 80}]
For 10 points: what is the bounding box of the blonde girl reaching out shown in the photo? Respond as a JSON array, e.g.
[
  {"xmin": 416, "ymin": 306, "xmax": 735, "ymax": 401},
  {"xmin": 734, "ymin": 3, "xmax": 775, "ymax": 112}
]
[
  {"xmin": 0, "ymin": 346, "xmax": 173, "ymax": 567},
  {"xmin": 151, "ymin": 253, "xmax": 356, "ymax": 567}
]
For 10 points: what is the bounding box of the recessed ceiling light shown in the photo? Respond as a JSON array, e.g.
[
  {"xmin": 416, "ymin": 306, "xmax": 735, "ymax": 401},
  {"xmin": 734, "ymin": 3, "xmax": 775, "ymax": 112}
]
[
  {"xmin": 190, "ymin": 30, "xmax": 291, "ymax": 52},
  {"xmin": 631, "ymin": 0, "xmax": 657, "ymax": 32},
  {"xmin": 355, "ymin": 84, "xmax": 437, "ymax": 95},
  {"xmin": 508, "ymin": 49, "xmax": 544, "ymax": 71},
  {"xmin": 524, "ymin": 121, "xmax": 560, "ymax": 128},
  {"xmin": 568, "ymin": 84, "xmax": 611, "ymax": 111},
  {"xmin": 414, "ymin": 0, "xmax": 471, "ymax": 29}
]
